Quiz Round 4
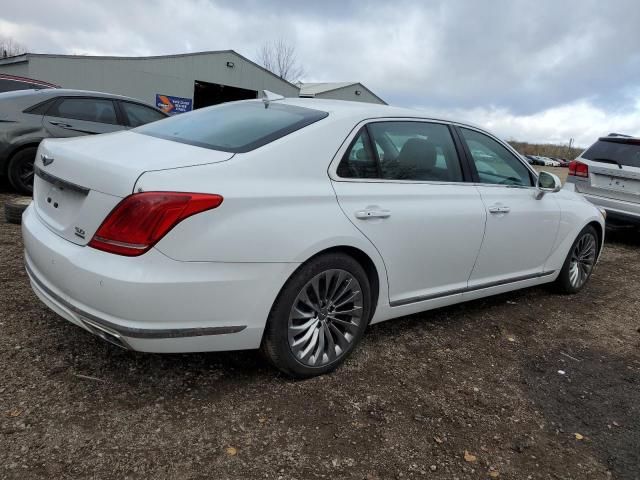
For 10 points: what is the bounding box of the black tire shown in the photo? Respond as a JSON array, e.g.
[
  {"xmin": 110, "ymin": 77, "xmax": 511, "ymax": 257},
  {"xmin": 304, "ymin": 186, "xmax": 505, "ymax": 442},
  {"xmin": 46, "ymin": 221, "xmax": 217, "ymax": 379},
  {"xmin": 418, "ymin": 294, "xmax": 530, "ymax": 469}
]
[
  {"xmin": 4, "ymin": 196, "xmax": 32, "ymax": 224},
  {"xmin": 261, "ymin": 253, "xmax": 372, "ymax": 378},
  {"xmin": 7, "ymin": 146, "xmax": 37, "ymax": 195},
  {"xmin": 552, "ymin": 225, "xmax": 599, "ymax": 294}
]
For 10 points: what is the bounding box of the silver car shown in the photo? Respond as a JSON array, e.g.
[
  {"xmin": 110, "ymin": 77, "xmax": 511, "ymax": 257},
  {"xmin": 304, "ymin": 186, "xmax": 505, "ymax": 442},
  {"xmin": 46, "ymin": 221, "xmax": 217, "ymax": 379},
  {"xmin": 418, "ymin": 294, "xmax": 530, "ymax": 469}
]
[
  {"xmin": 0, "ymin": 89, "xmax": 168, "ymax": 194},
  {"xmin": 566, "ymin": 134, "xmax": 640, "ymax": 225}
]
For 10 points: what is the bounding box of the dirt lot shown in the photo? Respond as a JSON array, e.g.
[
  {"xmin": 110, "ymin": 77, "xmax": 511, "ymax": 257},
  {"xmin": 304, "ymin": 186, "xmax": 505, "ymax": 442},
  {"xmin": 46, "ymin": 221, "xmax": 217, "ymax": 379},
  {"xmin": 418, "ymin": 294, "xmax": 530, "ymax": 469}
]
[{"xmin": 1, "ymin": 182, "xmax": 639, "ymax": 480}]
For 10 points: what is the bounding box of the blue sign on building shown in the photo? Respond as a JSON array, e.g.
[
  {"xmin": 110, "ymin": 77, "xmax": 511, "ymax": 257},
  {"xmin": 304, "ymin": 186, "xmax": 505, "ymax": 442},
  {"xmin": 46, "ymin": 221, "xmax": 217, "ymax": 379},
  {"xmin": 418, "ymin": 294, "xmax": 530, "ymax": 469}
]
[{"xmin": 156, "ymin": 94, "xmax": 193, "ymax": 115}]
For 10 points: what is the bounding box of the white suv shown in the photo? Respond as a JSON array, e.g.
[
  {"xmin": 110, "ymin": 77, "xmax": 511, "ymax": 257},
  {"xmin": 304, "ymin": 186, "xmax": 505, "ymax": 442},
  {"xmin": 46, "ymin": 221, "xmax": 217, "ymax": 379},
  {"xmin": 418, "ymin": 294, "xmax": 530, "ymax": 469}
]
[{"xmin": 566, "ymin": 134, "xmax": 640, "ymax": 225}]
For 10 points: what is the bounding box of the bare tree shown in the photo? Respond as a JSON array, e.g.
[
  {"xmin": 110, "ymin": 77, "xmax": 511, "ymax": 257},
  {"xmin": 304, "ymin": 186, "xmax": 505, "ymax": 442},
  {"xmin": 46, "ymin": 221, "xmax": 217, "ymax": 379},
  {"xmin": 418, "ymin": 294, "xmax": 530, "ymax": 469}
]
[
  {"xmin": 0, "ymin": 36, "xmax": 27, "ymax": 58},
  {"xmin": 257, "ymin": 39, "xmax": 305, "ymax": 83}
]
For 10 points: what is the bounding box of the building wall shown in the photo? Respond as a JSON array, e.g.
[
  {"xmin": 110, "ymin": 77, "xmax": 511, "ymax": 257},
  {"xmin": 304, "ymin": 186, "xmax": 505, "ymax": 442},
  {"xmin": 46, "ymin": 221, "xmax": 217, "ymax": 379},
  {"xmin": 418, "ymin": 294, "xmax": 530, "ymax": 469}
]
[
  {"xmin": 315, "ymin": 84, "xmax": 385, "ymax": 104},
  {"xmin": 17, "ymin": 52, "xmax": 299, "ymax": 106},
  {"xmin": 0, "ymin": 61, "xmax": 30, "ymax": 78}
]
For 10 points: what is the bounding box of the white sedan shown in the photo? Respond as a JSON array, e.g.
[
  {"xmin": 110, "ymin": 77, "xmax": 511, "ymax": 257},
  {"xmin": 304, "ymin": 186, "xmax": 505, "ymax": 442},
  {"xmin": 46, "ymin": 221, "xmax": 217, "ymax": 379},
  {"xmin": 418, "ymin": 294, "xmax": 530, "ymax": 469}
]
[{"xmin": 23, "ymin": 94, "xmax": 605, "ymax": 378}]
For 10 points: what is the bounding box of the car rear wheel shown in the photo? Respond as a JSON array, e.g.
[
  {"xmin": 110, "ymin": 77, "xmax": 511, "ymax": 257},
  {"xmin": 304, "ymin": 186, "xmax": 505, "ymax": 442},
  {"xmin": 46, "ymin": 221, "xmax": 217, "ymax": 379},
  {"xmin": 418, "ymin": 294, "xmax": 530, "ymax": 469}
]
[
  {"xmin": 261, "ymin": 253, "xmax": 372, "ymax": 378},
  {"xmin": 4, "ymin": 196, "xmax": 32, "ymax": 224},
  {"xmin": 8, "ymin": 147, "xmax": 37, "ymax": 195},
  {"xmin": 552, "ymin": 225, "xmax": 598, "ymax": 294}
]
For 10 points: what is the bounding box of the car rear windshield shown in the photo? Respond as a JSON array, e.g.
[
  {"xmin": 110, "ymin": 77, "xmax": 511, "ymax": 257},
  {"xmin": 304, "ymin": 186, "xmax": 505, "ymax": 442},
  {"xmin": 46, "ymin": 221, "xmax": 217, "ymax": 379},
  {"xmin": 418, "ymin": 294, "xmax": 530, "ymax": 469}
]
[
  {"xmin": 135, "ymin": 101, "xmax": 329, "ymax": 153},
  {"xmin": 582, "ymin": 138, "xmax": 640, "ymax": 168}
]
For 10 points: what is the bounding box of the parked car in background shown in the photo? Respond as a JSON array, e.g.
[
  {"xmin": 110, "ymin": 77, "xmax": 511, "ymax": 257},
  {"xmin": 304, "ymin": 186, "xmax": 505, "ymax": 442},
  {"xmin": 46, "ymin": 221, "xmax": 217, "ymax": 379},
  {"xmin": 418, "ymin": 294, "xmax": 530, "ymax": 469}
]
[
  {"xmin": 527, "ymin": 155, "xmax": 546, "ymax": 166},
  {"xmin": 0, "ymin": 89, "xmax": 168, "ymax": 193},
  {"xmin": 538, "ymin": 156, "xmax": 560, "ymax": 167},
  {"xmin": 566, "ymin": 133, "xmax": 640, "ymax": 225},
  {"xmin": 23, "ymin": 96, "xmax": 605, "ymax": 378},
  {"xmin": 0, "ymin": 74, "xmax": 59, "ymax": 93}
]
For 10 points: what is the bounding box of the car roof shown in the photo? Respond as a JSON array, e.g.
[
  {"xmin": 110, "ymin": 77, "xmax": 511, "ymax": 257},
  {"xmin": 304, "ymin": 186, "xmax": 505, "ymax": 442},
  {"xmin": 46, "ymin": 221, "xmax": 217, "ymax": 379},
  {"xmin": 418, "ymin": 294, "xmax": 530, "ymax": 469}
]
[
  {"xmin": 275, "ymin": 97, "xmax": 485, "ymax": 131},
  {"xmin": 601, "ymin": 133, "xmax": 640, "ymax": 141},
  {"xmin": 0, "ymin": 88, "xmax": 162, "ymax": 110}
]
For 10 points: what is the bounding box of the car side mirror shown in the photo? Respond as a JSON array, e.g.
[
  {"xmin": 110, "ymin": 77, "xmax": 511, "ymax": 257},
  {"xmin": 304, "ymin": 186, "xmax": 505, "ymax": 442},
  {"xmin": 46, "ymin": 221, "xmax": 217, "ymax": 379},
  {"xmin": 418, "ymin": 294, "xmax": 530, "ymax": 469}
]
[{"xmin": 535, "ymin": 171, "xmax": 562, "ymax": 199}]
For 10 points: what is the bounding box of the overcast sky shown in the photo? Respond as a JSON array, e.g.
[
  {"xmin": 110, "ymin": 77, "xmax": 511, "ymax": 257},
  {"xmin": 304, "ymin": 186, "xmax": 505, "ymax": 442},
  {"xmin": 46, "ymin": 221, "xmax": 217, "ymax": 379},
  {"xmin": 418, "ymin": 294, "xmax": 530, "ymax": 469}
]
[{"xmin": 2, "ymin": 0, "xmax": 640, "ymax": 146}]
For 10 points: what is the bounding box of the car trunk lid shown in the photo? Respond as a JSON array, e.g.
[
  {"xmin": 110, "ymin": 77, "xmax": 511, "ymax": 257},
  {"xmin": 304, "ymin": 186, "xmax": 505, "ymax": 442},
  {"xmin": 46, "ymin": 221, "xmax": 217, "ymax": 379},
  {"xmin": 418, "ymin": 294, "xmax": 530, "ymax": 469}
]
[{"xmin": 32, "ymin": 131, "xmax": 234, "ymax": 245}]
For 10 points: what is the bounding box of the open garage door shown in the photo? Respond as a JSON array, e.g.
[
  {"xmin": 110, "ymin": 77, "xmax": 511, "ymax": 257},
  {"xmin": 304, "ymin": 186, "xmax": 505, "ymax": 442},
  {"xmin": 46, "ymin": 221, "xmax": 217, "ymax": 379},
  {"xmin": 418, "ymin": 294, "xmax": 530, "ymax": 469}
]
[{"xmin": 193, "ymin": 80, "xmax": 257, "ymax": 109}]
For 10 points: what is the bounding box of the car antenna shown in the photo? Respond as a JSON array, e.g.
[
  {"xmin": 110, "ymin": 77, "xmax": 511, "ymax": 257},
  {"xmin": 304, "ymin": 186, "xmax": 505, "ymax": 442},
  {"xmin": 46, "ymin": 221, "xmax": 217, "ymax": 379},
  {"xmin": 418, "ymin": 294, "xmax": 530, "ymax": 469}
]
[{"xmin": 262, "ymin": 90, "xmax": 285, "ymax": 109}]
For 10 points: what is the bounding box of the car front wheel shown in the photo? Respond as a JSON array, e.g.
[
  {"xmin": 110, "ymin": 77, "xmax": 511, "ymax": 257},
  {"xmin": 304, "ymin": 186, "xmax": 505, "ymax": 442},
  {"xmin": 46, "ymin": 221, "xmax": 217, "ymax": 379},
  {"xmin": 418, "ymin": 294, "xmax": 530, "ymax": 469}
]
[
  {"xmin": 261, "ymin": 253, "xmax": 372, "ymax": 378},
  {"xmin": 553, "ymin": 225, "xmax": 599, "ymax": 294}
]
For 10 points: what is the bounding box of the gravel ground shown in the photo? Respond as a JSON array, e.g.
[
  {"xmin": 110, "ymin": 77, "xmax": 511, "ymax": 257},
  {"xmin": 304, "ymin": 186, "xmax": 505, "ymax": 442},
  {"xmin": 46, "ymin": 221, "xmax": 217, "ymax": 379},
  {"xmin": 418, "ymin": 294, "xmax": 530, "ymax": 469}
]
[{"xmin": 1, "ymin": 182, "xmax": 639, "ymax": 480}]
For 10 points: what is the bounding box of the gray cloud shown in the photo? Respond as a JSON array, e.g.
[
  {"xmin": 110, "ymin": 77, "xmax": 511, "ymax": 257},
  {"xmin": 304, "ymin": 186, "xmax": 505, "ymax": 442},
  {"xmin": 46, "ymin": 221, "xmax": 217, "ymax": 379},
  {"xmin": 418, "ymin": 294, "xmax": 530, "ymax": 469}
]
[{"xmin": 2, "ymin": 0, "xmax": 640, "ymax": 144}]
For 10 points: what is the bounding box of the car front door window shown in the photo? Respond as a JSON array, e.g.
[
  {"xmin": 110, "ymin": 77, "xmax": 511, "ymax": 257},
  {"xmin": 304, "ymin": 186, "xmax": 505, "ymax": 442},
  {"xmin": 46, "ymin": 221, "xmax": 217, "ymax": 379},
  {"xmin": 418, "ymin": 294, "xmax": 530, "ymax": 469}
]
[
  {"xmin": 121, "ymin": 102, "xmax": 167, "ymax": 127},
  {"xmin": 459, "ymin": 128, "xmax": 533, "ymax": 186}
]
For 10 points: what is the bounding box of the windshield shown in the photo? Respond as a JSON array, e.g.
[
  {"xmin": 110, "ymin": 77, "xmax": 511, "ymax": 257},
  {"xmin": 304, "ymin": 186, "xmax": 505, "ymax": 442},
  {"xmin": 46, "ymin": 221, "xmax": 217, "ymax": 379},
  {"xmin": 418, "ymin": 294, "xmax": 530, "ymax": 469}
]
[
  {"xmin": 582, "ymin": 139, "xmax": 640, "ymax": 168},
  {"xmin": 136, "ymin": 101, "xmax": 328, "ymax": 153}
]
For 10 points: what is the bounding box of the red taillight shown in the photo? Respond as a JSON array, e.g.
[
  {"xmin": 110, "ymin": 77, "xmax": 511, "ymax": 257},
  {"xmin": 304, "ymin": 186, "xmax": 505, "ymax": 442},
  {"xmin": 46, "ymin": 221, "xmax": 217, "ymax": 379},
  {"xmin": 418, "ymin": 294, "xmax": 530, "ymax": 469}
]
[
  {"xmin": 568, "ymin": 160, "xmax": 589, "ymax": 178},
  {"xmin": 89, "ymin": 192, "xmax": 223, "ymax": 256}
]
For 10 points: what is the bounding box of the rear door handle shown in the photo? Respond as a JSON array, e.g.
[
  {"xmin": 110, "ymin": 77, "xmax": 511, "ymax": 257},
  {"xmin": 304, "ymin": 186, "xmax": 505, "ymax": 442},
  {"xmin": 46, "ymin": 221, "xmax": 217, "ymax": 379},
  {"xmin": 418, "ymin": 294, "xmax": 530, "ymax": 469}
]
[
  {"xmin": 488, "ymin": 205, "xmax": 510, "ymax": 214},
  {"xmin": 355, "ymin": 208, "xmax": 391, "ymax": 219},
  {"xmin": 49, "ymin": 121, "xmax": 73, "ymax": 128}
]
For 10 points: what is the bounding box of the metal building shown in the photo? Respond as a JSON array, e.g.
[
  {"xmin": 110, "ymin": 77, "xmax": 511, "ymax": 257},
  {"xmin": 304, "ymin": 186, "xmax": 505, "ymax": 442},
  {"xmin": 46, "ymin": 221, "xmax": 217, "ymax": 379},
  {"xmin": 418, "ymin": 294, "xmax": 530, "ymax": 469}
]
[
  {"xmin": 298, "ymin": 82, "xmax": 386, "ymax": 104},
  {"xmin": 0, "ymin": 51, "xmax": 300, "ymax": 113}
]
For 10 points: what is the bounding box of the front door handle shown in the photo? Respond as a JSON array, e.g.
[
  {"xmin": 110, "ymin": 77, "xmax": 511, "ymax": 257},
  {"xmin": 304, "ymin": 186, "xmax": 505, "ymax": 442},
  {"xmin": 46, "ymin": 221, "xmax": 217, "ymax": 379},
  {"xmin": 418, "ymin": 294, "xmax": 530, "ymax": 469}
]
[
  {"xmin": 488, "ymin": 205, "xmax": 511, "ymax": 214},
  {"xmin": 355, "ymin": 208, "xmax": 391, "ymax": 219}
]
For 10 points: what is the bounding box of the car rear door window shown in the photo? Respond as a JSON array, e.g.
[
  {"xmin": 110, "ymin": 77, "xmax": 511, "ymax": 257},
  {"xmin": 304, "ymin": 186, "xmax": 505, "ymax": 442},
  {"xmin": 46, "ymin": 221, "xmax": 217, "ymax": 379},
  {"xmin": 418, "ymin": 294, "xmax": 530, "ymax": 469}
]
[
  {"xmin": 459, "ymin": 128, "xmax": 533, "ymax": 186},
  {"xmin": 49, "ymin": 98, "xmax": 118, "ymax": 125},
  {"xmin": 370, "ymin": 122, "xmax": 463, "ymax": 181},
  {"xmin": 23, "ymin": 98, "xmax": 57, "ymax": 115},
  {"xmin": 121, "ymin": 102, "xmax": 166, "ymax": 127},
  {"xmin": 337, "ymin": 121, "xmax": 464, "ymax": 182},
  {"xmin": 336, "ymin": 128, "xmax": 379, "ymax": 178}
]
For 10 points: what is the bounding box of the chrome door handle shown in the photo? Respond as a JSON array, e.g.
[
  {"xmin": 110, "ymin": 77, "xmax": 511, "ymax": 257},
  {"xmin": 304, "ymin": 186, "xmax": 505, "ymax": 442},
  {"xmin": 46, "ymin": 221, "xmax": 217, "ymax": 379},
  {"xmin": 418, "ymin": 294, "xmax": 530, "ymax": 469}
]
[
  {"xmin": 355, "ymin": 208, "xmax": 391, "ymax": 219},
  {"xmin": 488, "ymin": 205, "xmax": 510, "ymax": 214}
]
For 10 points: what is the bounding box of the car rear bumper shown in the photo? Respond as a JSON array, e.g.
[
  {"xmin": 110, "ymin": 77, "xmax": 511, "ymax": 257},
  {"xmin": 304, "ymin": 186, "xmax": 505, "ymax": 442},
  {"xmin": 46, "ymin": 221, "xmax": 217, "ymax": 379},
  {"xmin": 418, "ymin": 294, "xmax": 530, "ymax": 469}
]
[
  {"xmin": 22, "ymin": 205, "xmax": 298, "ymax": 353},
  {"xmin": 578, "ymin": 192, "xmax": 640, "ymax": 225}
]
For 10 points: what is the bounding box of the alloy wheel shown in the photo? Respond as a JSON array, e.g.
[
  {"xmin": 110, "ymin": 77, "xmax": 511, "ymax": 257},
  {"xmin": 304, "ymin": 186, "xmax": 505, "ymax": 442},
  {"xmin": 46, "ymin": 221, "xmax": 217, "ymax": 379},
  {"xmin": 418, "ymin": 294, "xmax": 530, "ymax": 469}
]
[
  {"xmin": 568, "ymin": 232, "xmax": 596, "ymax": 288},
  {"xmin": 288, "ymin": 269, "xmax": 363, "ymax": 367}
]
